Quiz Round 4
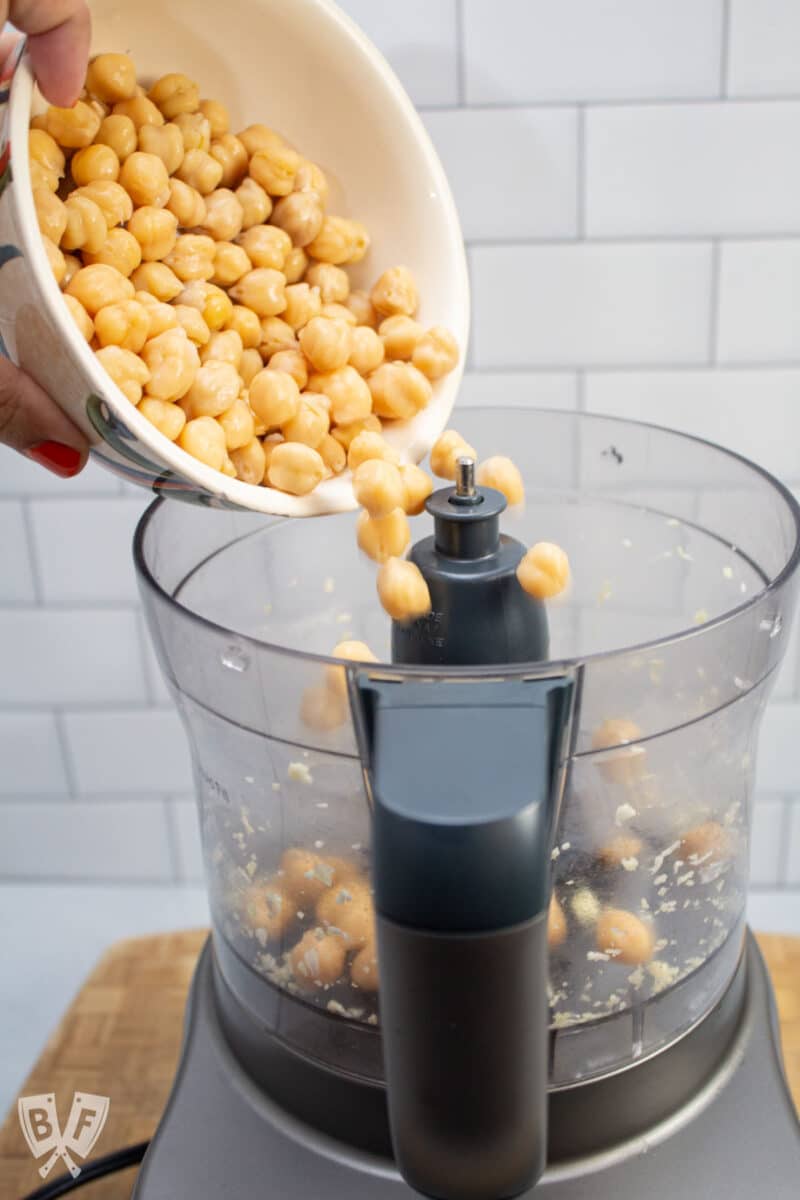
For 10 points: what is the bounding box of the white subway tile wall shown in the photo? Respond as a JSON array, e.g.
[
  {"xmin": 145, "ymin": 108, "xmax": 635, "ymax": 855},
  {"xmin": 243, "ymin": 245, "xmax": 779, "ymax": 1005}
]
[{"xmin": 0, "ymin": 1, "xmax": 798, "ymax": 910}]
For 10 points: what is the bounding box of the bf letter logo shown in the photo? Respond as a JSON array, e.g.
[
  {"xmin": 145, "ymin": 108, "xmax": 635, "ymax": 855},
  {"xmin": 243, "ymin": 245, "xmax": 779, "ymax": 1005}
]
[{"xmin": 18, "ymin": 1092, "xmax": 110, "ymax": 1179}]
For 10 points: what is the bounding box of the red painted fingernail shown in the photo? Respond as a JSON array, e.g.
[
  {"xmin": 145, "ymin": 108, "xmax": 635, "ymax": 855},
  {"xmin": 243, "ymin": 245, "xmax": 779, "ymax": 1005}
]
[{"xmin": 24, "ymin": 441, "xmax": 84, "ymax": 478}]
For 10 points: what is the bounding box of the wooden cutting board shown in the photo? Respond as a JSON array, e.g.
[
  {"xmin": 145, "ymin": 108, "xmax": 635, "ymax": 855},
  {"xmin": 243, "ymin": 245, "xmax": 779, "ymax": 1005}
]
[{"xmin": 0, "ymin": 930, "xmax": 798, "ymax": 1199}]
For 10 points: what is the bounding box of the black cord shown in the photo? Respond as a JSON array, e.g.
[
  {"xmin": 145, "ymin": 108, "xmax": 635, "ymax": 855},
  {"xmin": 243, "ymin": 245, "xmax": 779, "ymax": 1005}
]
[{"xmin": 19, "ymin": 1141, "xmax": 150, "ymax": 1200}]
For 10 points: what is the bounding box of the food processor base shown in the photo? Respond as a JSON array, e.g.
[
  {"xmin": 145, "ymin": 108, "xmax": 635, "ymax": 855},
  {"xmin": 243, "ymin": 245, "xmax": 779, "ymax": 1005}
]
[{"xmin": 133, "ymin": 930, "xmax": 799, "ymax": 1199}]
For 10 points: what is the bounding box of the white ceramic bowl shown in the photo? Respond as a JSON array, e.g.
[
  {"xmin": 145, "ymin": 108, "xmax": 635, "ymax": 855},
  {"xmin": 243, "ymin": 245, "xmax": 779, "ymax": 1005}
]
[{"xmin": 0, "ymin": 0, "xmax": 469, "ymax": 515}]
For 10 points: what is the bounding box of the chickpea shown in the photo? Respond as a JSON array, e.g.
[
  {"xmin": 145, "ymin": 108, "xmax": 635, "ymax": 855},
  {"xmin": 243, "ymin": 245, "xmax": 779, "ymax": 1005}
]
[
  {"xmin": 44, "ymin": 101, "xmax": 101, "ymax": 149},
  {"xmin": 236, "ymin": 224, "xmax": 291, "ymax": 271},
  {"xmin": 317, "ymin": 879, "xmax": 375, "ymax": 950},
  {"xmin": 239, "ymin": 876, "xmax": 296, "ymax": 940},
  {"xmin": 137, "ymin": 396, "xmax": 186, "ymax": 442},
  {"xmin": 476, "ymin": 456, "xmax": 525, "ymax": 506},
  {"xmin": 178, "ymin": 415, "xmax": 227, "ymax": 471},
  {"xmin": 377, "ymin": 557, "xmax": 431, "ymax": 623},
  {"xmin": 225, "ymin": 304, "xmax": 261, "ymax": 349},
  {"xmin": 548, "ymin": 895, "xmax": 568, "ymax": 949},
  {"xmin": 413, "ymin": 325, "xmax": 459, "ymax": 380},
  {"xmin": 200, "ymin": 329, "xmax": 243, "ymax": 369},
  {"xmin": 290, "ymin": 930, "xmax": 346, "ymax": 991},
  {"xmin": 248, "ymin": 140, "xmax": 299, "ymax": 196},
  {"xmin": 369, "ymin": 361, "xmax": 432, "ymax": 421},
  {"xmin": 516, "ymin": 542, "xmax": 570, "ymax": 603},
  {"xmin": 176, "ymin": 149, "xmax": 223, "ymax": 196},
  {"xmin": 305, "ymin": 262, "xmax": 348, "ymax": 305},
  {"xmin": 324, "ymin": 640, "xmax": 378, "ymax": 700},
  {"xmin": 209, "ymin": 134, "xmax": 248, "ymax": 189},
  {"xmin": 229, "ymin": 268, "xmax": 286, "ymax": 318},
  {"xmin": 371, "ymin": 266, "xmax": 418, "ymax": 318},
  {"xmin": 127, "ymin": 206, "xmax": 179, "ymax": 262},
  {"xmin": 28, "ymin": 161, "xmax": 57, "ymax": 193},
  {"xmin": 86, "ymin": 53, "xmax": 137, "ymax": 104},
  {"xmin": 330, "ymin": 412, "xmax": 382, "ymax": 451},
  {"xmin": 596, "ymin": 909, "xmax": 654, "ymax": 966},
  {"xmin": 298, "ymin": 316, "xmax": 353, "ymax": 374},
  {"xmin": 34, "ymin": 188, "xmax": 67, "ymax": 244},
  {"xmin": 119, "ymin": 152, "xmax": 170, "ymax": 208},
  {"xmin": 380, "ymin": 315, "xmax": 423, "ymax": 361},
  {"xmin": 430, "ymin": 429, "xmax": 477, "ymax": 481},
  {"xmin": 680, "ymin": 822, "xmax": 730, "ymax": 865},
  {"xmin": 199, "ymin": 99, "xmax": 229, "ymax": 139},
  {"xmin": 346, "ymin": 289, "xmax": 378, "ymax": 329},
  {"xmin": 278, "ymin": 283, "xmax": 319, "ymax": 332},
  {"xmin": 348, "ymin": 325, "xmax": 385, "ymax": 376},
  {"xmin": 80, "ymin": 228, "xmax": 139, "ymax": 278},
  {"xmin": 216, "ymin": 398, "xmax": 255, "ymax": 451},
  {"xmin": 141, "ymin": 327, "xmax": 200, "ymax": 401},
  {"xmin": 239, "ymin": 347, "xmax": 263, "ymax": 387},
  {"xmin": 95, "ymin": 114, "xmax": 137, "ymax": 162},
  {"xmin": 357, "ymin": 509, "xmax": 411, "ymax": 563},
  {"xmin": 94, "ymin": 298, "xmax": 150, "ymax": 353},
  {"xmin": 353, "ymin": 459, "xmax": 405, "ymax": 519},
  {"xmin": 177, "ymin": 280, "xmax": 233, "ymax": 331},
  {"xmin": 318, "ymin": 303, "xmax": 354, "ymax": 328},
  {"xmin": 307, "ymin": 365, "xmax": 371, "ymax": 426},
  {"xmin": 63, "ymin": 293, "xmax": 93, "ymax": 342},
  {"xmin": 294, "ymin": 159, "xmax": 330, "ymax": 206},
  {"xmin": 61, "ymin": 255, "xmax": 82, "ymax": 289},
  {"xmin": 268, "ymin": 348, "xmax": 307, "ymax": 390},
  {"xmin": 351, "ymin": 944, "xmax": 379, "ymax": 992},
  {"xmin": 199, "ymin": 188, "xmax": 244, "ymax": 242},
  {"xmin": 319, "ymin": 433, "xmax": 346, "ymax": 475},
  {"xmin": 148, "ymin": 73, "xmax": 200, "ymax": 121},
  {"xmin": 163, "ymin": 233, "xmax": 216, "ymax": 282},
  {"xmin": 71, "ymin": 144, "xmax": 119, "ymax": 188},
  {"xmin": 270, "ymin": 190, "xmax": 323, "ymax": 248},
  {"xmin": 94, "ymin": 344, "xmax": 150, "ymax": 404},
  {"xmin": 258, "ymin": 316, "xmax": 297, "ymax": 359},
  {"xmin": 236, "ymin": 177, "xmax": 272, "ymax": 229},
  {"xmin": 280, "ymin": 249, "xmax": 306, "ymax": 288},
  {"xmin": 74, "ymin": 180, "xmax": 132, "ymax": 227},
  {"xmin": 301, "ymin": 680, "xmax": 347, "ymax": 730},
  {"xmin": 399, "ymin": 463, "xmax": 434, "ymax": 516},
  {"xmin": 267, "ymin": 441, "xmax": 326, "ymax": 495},
  {"xmin": 229, "ymin": 437, "xmax": 267, "ymax": 485},
  {"xmin": 61, "ymin": 194, "xmax": 108, "ymax": 254},
  {"xmin": 172, "ymin": 303, "xmax": 211, "ymax": 346},
  {"xmin": 138, "ymin": 123, "xmax": 184, "ymax": 175},
  {"xmin": 590, "ymin": 718, "xmax": 646, "ymax": 788},
  {"xmin": 67, "ymin": 263, "xmax": 134, "ymax": 316},
  {"xmin": 249, "ymin": 368, "xmax": 299, "ymax": 428},
  {"xmin": 131, "ymin": 261, "xmax": 183, "ymax": 301},
  {"xmin": 598, "ymin": 835, "xmax": 643, "ymax": 870},
  {"xmin": 113, "ymin": 95, "xmax": 164, "ymax": 130},
  {"xmin": 173, "ymin": 113, "xmax": 210, "ymax": 156},
  {"xmin": 137, "ymin": 292, "xmax": 180, "ymax": 338},
  {"xmin": 307, "ymin": 216, "xmax": 368, "ymax": 265},
  {"xmin": 282, "ymin": 397, "xmax": 329, "ymax": 448},
  {"xmin": 43, "ymin": 236, "xmax": 65, "ymax": 284},
  {"xmin": 166, "ymin": 179, "xmax": 206, "ymax": 229},
  {"xmin": 29, "ymin": 129, "xmax": 65, "ymax": 179},
  {"xmin": 183, "ymin": 360, "xmax": 241, "ymax": 418},
  {"xmin": 347, "ymin": 430, "xmax": 399, "ymax": 471}
]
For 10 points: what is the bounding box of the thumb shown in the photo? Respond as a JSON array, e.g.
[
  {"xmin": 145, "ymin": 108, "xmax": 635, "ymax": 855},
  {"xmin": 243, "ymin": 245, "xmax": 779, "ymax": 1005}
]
[{"xmin": 0, "ymin": 356, "xmax": 89, "ymax": 476}]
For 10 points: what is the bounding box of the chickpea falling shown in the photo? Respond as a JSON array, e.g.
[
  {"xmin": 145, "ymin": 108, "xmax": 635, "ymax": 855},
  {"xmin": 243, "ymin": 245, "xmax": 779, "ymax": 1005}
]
[{"xmin": 32, "ymin": 53, "xmax": 461, "ymax": 497}]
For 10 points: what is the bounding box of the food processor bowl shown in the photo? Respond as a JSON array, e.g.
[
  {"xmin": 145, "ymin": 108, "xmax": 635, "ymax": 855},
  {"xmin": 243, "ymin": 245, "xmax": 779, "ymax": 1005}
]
[{"xmin": 135, "ymin": 406, "xmax": 800, "ymax": 1193}]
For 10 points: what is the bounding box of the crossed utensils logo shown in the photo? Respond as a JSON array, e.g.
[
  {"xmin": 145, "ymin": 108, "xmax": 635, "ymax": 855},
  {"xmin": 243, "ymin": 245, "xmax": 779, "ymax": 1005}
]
[{"xmin": 18, "ymin": 1092, "xmax": 110, "ymax": 1179}]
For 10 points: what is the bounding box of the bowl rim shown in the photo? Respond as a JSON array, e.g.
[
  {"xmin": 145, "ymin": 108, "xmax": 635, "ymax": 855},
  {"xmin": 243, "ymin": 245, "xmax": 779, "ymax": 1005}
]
[{"xmin": 11, "ymin": 0, "xmax": 470, "ymax": 515}]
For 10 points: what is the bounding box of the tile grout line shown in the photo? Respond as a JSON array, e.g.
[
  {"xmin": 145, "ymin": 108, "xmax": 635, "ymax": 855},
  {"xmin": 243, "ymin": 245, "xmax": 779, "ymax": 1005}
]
[
  {"xmin": 415, "ymin": 93, "xmax": 800, "ymax": 113},
  {"xmin": 466, "ymin": 233, "xmax": 800, "ymax": 247},
  {"xmin": 719, "ymin": 0, "xmax": 732, "ymax": 98},
  {"xmin": 19, "ymin": 500, "xmax": 44, "ymax": 606},
  {"xmin": 576, "ymin": 105, "xmax": 586, "ymax": 239},
  {"xmin": 455, "ymin": 0, "xmax": 466, "ymax": 107},
  {"xmin": 707, "ymin": 239, "xmax": 722, "ymax": 364}
]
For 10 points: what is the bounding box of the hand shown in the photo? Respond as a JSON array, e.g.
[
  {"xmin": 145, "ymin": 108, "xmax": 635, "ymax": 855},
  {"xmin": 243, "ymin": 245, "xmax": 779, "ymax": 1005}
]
[{"xmin": 0, "ymin": 1, "xmax": 91, "ymax": 478}]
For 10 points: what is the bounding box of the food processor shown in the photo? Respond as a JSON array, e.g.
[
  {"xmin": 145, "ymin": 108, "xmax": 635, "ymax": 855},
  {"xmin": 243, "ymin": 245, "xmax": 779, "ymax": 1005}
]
[{"xmin": 131, "ymin": 407, "xmax": 800, "ymax": 1198}]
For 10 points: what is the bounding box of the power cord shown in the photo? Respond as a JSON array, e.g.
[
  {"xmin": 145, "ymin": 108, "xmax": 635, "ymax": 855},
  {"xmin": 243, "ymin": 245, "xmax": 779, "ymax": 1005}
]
[{"xmin": 19, "ymin": 1141, "xmax": 150, "ymax": 1200}]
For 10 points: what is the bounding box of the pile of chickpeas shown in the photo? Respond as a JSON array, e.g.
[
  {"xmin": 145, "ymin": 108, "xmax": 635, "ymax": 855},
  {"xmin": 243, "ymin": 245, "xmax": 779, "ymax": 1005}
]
[{"xmin": 30, "ymin": 53, "xmax": 460, "ymax": 495}]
